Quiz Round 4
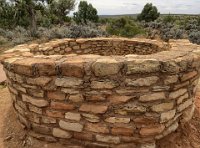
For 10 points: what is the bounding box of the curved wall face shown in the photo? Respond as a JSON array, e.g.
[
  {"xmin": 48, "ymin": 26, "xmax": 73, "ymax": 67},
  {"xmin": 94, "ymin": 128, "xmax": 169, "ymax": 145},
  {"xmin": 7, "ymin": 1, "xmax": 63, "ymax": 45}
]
[{"xmin": 1, "ymin": 38, "xmax": 200, "ymax": 147}]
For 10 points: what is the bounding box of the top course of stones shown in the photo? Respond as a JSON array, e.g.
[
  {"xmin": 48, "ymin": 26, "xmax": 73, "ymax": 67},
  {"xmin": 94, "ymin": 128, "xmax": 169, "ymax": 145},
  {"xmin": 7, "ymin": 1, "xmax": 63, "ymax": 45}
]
[{"xmin": 1, "ymin": 38, "xmax": 200, "ymax": 77}]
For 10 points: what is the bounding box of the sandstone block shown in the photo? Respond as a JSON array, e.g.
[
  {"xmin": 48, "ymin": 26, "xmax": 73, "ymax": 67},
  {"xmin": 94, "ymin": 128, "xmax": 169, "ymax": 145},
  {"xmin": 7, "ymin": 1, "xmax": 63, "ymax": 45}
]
[
  {"xmin": 164, "ymin": 75, "xmax": 178, "ymax": 85},
  {"xmin": 55, "ymin": 77, "xmax": 83, "ymax": 88},
  {"xmin": 61, "ymin": 60, "xmax": 84, "ymax": 78},
  {"xmin": 181, "ymin": 104, "xmax": 195, "ymax": 123},
  {"xmin": 125, "ymin": 76, "xmax": 159, "ymax": 87},
  {"xmin": 177, "ymin": 93, "xmax": 189, "ymax": 104},
  {"xmin": 140, "ymin": 124, "xmax": 165, "ymax": 137},
  {"xmin": 181, "ymin": 71, "xmax": 198, "ymax": 82},
  {"xmin": 85, "ymin": 123, "xmax": 109, "ymax": 134},
  {"xmin": 26, "ymin": 76, "xmax": 52, "ymax": 86},
  {"xmin": 96, "ymin": 135, "xmax": 120, "ymax": 144},
  {"xmin": 74, "ymin": 132, "xmax": 93, "ymax": 141},
  {"xmin": 46, "ymin": 110, "xmax": 64, "ymax": 118},
  {"xmin": 79, "ymin": 104, "xmax": 108, "ymax": 114},
  {"xmin": 50, "ymin": 102, "xmax": 74, "ymax": 110},
  {"xmin": 92, "ymin": 58, "xmax": 122, "ymax": 76},
  {"xmin": 151, "ymin": 102, "xmax": 174, "ymax": 112},
  {"xmin": 82, "ymin": 113, "xmax": 100, "ymax": 123},
  {"xmin": 59, "ymin": 120, "xmax": 83, "ymax": 132},
  {"xmin": 139, "ymin": 92, "xmax": 166, "ymax": 102},
  {"xmin": 69, "ymin": 94, "xmax": 84, "ymax": 102},
  {"xmin": 111, "ymin": 127, "xmax": 134, "ymax": 136},
  {"xmin": 52, "ymin": 128, "xmax": 72, "ymax": 139},
  {"xmin": 107, "ymin": 95, "xmax": 133, "ymax": 104},
  {"xmin": 160, "ymin": 109, "xmax": 176, "ymax": 123},
  {"xmin": 29, "ymin": 104, "xmax": 42, "ymax": 114},
  {"xmin": 91, "ymin": 80, "xmax": 118, "ymax": 89},
  {"xmin": 105, "ymin": 117, "xmax": 130, "ymax": 124},
  {"xmin": 41, "ymin": 116, "xmax": 56, "ymax": 124},
  {"xmin": 65, "ymin": 112, "xmax": 81, "ymax": 121},
  {"xmin": 22, "ymin": 94, "xmax": 48, "ymax": 107},
  {"xmin": 126, "ymin": 59, "xmax": 160, "ymax": 74},
  {"xmin": 178, "ymin": 99, "xmax": 193, "ymax": 112},
  {"xmin": 47, "ymin": 91, "xmax": 66, "ymax": 100}
]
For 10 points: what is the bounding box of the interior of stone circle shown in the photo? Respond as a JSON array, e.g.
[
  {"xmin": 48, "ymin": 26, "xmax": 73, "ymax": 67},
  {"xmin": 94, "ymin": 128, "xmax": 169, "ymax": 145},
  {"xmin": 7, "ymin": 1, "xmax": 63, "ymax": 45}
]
[{"xmin": 32, "ymin": 39, "xmax": 169, "ymax": 56}]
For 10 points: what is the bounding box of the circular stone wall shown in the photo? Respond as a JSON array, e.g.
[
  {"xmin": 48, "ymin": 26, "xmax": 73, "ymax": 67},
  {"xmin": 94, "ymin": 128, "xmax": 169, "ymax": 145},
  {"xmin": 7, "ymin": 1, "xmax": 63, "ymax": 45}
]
[{"xmin": 1, "ymin": 38, "xmax": 200, "ymax": 147}]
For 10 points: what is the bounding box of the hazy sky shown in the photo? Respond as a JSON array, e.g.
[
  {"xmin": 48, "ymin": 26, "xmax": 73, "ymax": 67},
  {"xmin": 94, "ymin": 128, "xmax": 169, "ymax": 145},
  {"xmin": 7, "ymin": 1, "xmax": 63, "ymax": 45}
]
[{"xmin": 71, "ymin": 0, "xmax": 200, "ymax": 15}]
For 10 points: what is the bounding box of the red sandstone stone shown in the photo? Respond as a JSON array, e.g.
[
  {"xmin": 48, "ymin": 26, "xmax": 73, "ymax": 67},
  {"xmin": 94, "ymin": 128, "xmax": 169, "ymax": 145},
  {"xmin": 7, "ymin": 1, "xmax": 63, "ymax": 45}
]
[
  {"xmin": 50, "ymin": 102, "xmax": 74, "ymax": 110},
  {"xmin": 139, "ymin": 124, "xmax": 165, "ymax": 137},
  {"xmin": 181, "ymin": 71, "xmax": 198, "ymax": 82},
  {"xmin": 74, "ymin": 132, "xmax": 93, "ymax": 141},
  {"xmin": 111, "ymin": 127, "xmax": 134, "ymax": 136},
  {"xmin": 47, "ymin": 91, "xmax": 66, "ymax": 100}
]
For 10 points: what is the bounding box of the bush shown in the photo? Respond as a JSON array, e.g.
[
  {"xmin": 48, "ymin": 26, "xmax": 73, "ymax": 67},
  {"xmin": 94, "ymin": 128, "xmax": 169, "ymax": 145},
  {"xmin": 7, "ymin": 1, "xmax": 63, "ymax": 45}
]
[
  {"xmin": 36, "ymin": 23, "xmax": 107, "ymax": 39},
  {"xmin": 106, "ymin": 17, "xmax": 145, "ymax": 37},
  {"xmin": 189, "ymin": 31, "xmax": 200, "ymax": 45}
]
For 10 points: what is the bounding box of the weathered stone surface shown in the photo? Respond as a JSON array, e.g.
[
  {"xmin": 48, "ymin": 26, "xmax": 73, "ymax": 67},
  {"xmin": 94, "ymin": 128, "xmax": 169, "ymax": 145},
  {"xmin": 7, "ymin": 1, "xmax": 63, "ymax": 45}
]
[
  {"xmin": 13, "ymin": 84, "xmax": 26, "ymax": 93},
  {"xmin": 47, "ymin": 91, "xmax": 66, "ymax": 100},
  {"xmin": 181, "ymin": 104, "xmax": 195, "ymax": 123},
  {"xmin": 46, "ymin": 110, "xmax": 64, "ymax": 118},
  {"xmin": 52, "ymin": 128, "xmax": 72, "ymax": 139},
  {"xmin": 151, "ymin": 102, "xmax": 174, "ymax": 112},
  {"xmin": 178, "ymin": 99, "xmax": 193, "ymax": 112},
  {"xmin": 126, "ymin": 59, "xmax": 160, "ymax": 74},
  {"xmin": 22, "ymin": 94, "xmax": 48, "ymax": 107},
  {"xmin": 139, "ymin": 92, "xmax": 166, "ymax": 102},
  {"xmin": 91, "ymin": 80, "xmax": 118, "ymax": 89},
  {"xmin": 181, "ymin": 71, "xmax": 198, "ymax": 82},
  {"xmin": 32, "ymin": 123, "xmax": 51, "ymax": 134},
  {"xmin": 125, "ymin": 76, "xmax": 159, "ymax": 87},
  {"xmin": 69, "ymin": 94, "xmax": 84, "ymax": 102},
  {"xmin": 61, "ymin": 88, "xmax": 79, "ymax": 94},
  {"xmin": 79, "ymin": 104, "xmax": 108, "ymax": 114},
  {"xmin": 26, "ymin": 76, "xmax": 52, "ymax": 86},
  {"xmin": 140, "ymin": 142, "xmax": 156, "ymax": 148},
  {"xmin": 96, "ymin": 135, "xmax": 120, "ymax": 144},
  {"xmin": 92, "ymin": 58, "xmax": 122, "ymax": 76},
  {"xmin": 111, "ymin": 127, "xmax": 134, "ymax": 136},
  {"xmin": 41, "ymin": 116, "xmax": 56, "ymax": 124},
  {"xmin": 140, "ymin": 124, "xmax": 165, "ymax": 136},
  {"xmin": 85, "ymin": 123, "xmax": 109, "ymax": 134},
  {"xmin": 177, "ymin": 93, "xmax": 189, "ymax": 104},
  {"xmin": 105, "ymin": 117, "xmax": 130, "ymax": 124},
  {"xmin": 107, "ymin": 95, "xmax": 133, "ymax": 104},
  {"xmin": 164, "ymin": 75, "xmax": 178, "ymax": 85},
  {"xmin": 74, "ymin": 132, "xmax": 93, "ymax": 141},
  {"xmin": 85, "ymin": 95, "xmax": 106, "ymax": 101},
  {"xmin": 160, "ymin": 109, "xmax": 176, "ymax": 123},
  {"xmin": 156, "ymin": 122, "xmax": 178, "ymax": 140},
  {"xmin": 29, "ymin": 104, "xmax": 42, "ymax": 114},
  {"xmin": 122, "ymin": 102, "xmax": 146, "ymax": 113},
  {"xmin": 61, "ymin": 60, "xmax": 84, "ymax": 78},
  {"xmin": 82, "ymin": 113, "xmax": 100, "ymax": 123},
  {"xmin": 50, "ymin": 102, "xmax": 74, "ymax": 110},
  {"xmin": 28, "ymin": 89, "xmax": 44, "ymax": 98},
  {"xmin": 169, "ymin": 89, "xmax": 188, "ymax": 99},
  {"xmin": 55, "ymin": 77, "xmax": 83, "ymax": 88},
  {"xmin": 65, "ymin": 112, "xmax": 81, "ymax": 121},
  {"xmin": 59, "ymin": 120, "xmax": 83, "ymax": 132}
]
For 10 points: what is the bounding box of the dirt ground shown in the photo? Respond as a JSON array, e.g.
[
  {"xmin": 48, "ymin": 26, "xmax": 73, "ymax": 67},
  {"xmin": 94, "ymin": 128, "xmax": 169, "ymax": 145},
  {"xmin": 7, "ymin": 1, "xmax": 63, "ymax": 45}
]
[{"xmin": 1, "ymin": 87, "xmax": 200, "ymax": 148}]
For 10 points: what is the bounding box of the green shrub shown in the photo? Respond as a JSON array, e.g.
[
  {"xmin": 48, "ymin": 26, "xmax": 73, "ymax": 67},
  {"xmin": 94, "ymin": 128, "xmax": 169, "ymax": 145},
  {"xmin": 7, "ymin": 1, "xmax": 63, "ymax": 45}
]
[{"xmin": 106, "ymin": 17, "xmax": 145, "ymax": 37}]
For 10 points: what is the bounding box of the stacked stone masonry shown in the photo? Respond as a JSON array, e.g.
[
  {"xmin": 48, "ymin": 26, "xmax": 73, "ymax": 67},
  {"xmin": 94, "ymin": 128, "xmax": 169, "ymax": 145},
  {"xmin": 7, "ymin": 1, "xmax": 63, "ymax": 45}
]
[{"xmin": 1, "ymin": 38, "xmax": 200, "ymax": 147}]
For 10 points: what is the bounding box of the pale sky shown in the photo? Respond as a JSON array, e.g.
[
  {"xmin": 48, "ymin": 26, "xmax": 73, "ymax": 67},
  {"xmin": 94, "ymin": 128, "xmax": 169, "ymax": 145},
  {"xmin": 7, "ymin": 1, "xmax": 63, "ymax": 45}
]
[{"xmin": 71, "ymin": 0, "xmax": 200, "ymax": 15}]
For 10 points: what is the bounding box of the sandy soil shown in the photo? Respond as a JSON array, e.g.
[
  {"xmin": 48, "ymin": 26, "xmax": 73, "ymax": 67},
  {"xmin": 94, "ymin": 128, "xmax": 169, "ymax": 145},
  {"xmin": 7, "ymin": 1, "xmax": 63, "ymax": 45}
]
[{"xmin": 0, "ymin": 86, "xmax": 200, "ymax": 148}]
